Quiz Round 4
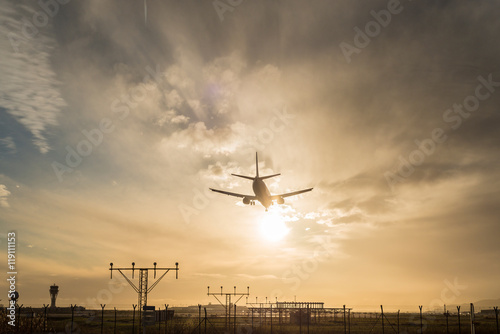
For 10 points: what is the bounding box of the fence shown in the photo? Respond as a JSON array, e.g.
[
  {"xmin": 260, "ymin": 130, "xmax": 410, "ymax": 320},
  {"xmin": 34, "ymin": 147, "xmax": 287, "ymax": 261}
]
[{"xmin": 1, "ymin": 304, "xmax": 499, "ymax": 334}]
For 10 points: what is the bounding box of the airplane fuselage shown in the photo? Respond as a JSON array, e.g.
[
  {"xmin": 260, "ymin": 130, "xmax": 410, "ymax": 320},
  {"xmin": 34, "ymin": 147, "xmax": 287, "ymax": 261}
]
[{"xmin": 252, "ymin": 178, "xmax": 272, "ymax": 209}]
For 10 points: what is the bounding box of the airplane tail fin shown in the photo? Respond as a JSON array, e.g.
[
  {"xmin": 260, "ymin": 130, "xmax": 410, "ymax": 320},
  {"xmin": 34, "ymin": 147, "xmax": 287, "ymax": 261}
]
[
  {"xmin": 230, "ymin": 153, "xmax": 260, "ymax": 181},
  {"xmin": 256, "ymin": 152, "xmax": 281, "ymax": 180},
  {"xmin": 231, "ymin": 153, "xmax": 280, "ymax": 181},
  {"xmin": 256, "ymin": 152, "xmax": 259, "ymax": 178}
]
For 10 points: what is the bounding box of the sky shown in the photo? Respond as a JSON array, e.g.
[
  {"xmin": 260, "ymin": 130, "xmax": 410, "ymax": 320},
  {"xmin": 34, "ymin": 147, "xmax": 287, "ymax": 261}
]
[{"xmin": 1, "ymin": 0, "xmax": 499, "ymax": 312}]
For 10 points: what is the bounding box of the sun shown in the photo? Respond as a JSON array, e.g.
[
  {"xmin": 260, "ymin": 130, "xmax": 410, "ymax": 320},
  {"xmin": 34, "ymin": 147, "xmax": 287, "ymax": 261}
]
[{"xmin": 259, "ymin": 209, "xmax": 290, "ymax": 242}]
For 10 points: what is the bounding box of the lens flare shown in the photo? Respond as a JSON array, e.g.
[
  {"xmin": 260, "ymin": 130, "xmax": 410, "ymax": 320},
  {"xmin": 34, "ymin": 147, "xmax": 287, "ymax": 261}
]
[{"xmin": 259, "ymin": 209, "xmax": 290, "ymax": 242}]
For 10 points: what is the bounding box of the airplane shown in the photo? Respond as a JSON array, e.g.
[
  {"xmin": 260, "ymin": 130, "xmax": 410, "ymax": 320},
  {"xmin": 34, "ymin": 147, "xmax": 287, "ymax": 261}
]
[{"xmin": 210, "ymin": 153, "xmax": 313, "ymax": 211}]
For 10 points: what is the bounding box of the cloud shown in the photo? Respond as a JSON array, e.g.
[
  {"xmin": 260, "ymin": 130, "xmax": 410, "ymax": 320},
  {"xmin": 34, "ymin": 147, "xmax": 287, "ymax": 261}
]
[
  {"xmin": 0, "ymin": 2, "xmax": 66, "ymax": 153},
  {"xmin": 0, "ymin": 184, "xmax": 11, "ymax": 208},
  {"xmin": 201, "ymin": 53, "xmax": 246, "ymax": 115},
  {"xmin": 2, "ymin": 0, "xmax": 500, "ymax": 308},
  {"xmin": 171, "ymin": 114, "xmax": 190, "ymax": 124},
  {"xmin": 160, "ymin": 121, "xmax": 251, "ymax": 158},
  {"xmin": 235, "ymin": 274, "xmax": 278, "ymax": 280},
  {"xmin": 0, "ymin": 136, "xmax": 16, "ymax": 153},
  {"xmin": 193, "ymin": 273, "xmax": 227, "ymax": 279},
  {"xmin": 196, "ymin": 160, "xmax": 248, "ymax": 189},
  {"xmin": 165, "ymin": 90, "xmax": 184, "ymax": 109},
  {"xmin": 155, "ymin": 109, "xmax": 190, "ymax": 126}
]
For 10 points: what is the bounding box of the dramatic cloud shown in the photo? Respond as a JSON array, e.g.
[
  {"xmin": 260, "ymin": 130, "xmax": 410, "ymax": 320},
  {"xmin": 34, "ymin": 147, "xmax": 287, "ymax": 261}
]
[
  {"xmin": 0, "ymin": 0, "xmax": 499, "ymax": 310},
  {"xmin": 0, "ymin": 136, "xmax": 16, "ymax": 153},
  {"xmin": 0, "ymin": 1, "xmax": 66, "ymax": 153},
  {"xmin": 0, "ymin": 184, "xmax": 11, "ymax": 208}
]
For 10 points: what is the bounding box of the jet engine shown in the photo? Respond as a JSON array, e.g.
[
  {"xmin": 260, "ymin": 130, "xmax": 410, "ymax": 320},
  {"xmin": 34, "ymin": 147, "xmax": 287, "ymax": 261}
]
[
  {"xmin": 243, "ymin": 197, "xmax": 250, "ymax": 205},
  {"xmin": 277, "ymin": 197, "xmax": 285, "ymax": 205}
]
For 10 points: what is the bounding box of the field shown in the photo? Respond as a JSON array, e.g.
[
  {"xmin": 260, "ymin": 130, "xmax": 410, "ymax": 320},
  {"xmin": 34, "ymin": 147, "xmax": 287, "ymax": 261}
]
[{"xmin": 2, "ymin": 307, "xmax": 499, "ymax": 333}]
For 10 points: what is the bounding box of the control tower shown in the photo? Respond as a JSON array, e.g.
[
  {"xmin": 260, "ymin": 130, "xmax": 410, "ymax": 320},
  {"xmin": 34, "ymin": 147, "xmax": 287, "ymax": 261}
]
[{"xmin": 49, "ymin": 284, "xmax": 59, "ymax": 309}]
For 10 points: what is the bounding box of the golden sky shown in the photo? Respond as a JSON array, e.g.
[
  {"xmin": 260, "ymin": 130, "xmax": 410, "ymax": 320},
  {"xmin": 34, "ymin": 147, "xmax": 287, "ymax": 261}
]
[{"xmin": 1, "ymin": 0, "xmax": 499, "ymax": 311}]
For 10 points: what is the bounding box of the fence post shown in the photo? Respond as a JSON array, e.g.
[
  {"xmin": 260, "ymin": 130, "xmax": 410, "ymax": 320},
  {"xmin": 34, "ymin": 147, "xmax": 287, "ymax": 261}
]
[
  {"xmin": 457, "ymin": 306, "xmax": 461, "ymax": 334},
  {"xmin": 100, "ymin": 304, "xmax": 105, "ymax": 334},
  {"xmin": 397, "ymin": 310, "xmax": 400, "ymax": 334},
  {"xmin": 343, "ymin": 305, "xmax": 346, "ymax": 334},
  {"xmin": 165, "ymin": 304, "xmax": 169, "ymax": 334},
  {"xmin": 470, "ymin": 303, "xmax": 475, "ymax": 334},
  {"xmin": 204, "ymin": 307, "xmax": 207, "ymax": 334},
  {"xmin": 17, "ymin": 305, "xmax": 22, "ymax": 333},
  {"xmin": 43, "ymin": 304, "xmax": 48, "ymax": 332},
  {"xmin": 158, "ymin": 307, "xmax": 161, "ymax": 333},
  {"xmin": 70, "ymin": 304, "xmax": 76, "ymax": 334},
  {"xmin": 29, "ymin": 307, "xmax": 34, "ymax": 334},
  {"xmin": 271, "ymin": 304, "xmax": 274, "ymax": 334},
  {"xmin": 165, "ymin": 304, "xmax": 168, "ymax": 333},
  {"xmin": 348, "ymin": 308, "xmax": 351, "ymax": 334},
  {"xmin": 307, "ymin": 304, "xmax": 310, "ymax": 334},
  {"xmin": 132, "ymin": 304, "xmax": 136, "ymax": 334},
  {"xmin": 494, "ymin": 306, "xmax": 499, "ymax": 334},
  {"xmin": 445, "ymin": 310, "xmax": 449, "ymax": 334},
  {"xmin": 419, "ymin": 305, "xmax": 423, "ymax": 334},
  {"xmin": 381, "ymin": 305, "xmax": 385, "ymax": 334},
  {"xmin": 114, "ymin": 307, "xmax": 117, "ymax": 334},
  {"xmin": 198, "ymin": 304, "xmax": 201, "ymax": 334}
]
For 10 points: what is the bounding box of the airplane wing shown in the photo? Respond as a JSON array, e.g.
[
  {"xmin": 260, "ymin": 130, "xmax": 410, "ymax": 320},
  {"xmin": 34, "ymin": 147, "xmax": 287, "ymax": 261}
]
[
  {"xmin": 209, "ymin": 188, "xmax": 257, "ymax": 199},
  {"xmin": 271, "ymin": 188, "xmax": 313, "ymax": 199}
]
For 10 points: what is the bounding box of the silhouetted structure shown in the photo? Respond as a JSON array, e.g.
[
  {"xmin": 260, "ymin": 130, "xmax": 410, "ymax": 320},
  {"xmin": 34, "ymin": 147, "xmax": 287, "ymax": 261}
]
[
  {"xmin": 208, "ymin": 286, "xmax": 249, "ymax": 329},
  {"xmin": 49, "ymin": 284, "xmax": 59, "ymax": 309},
  {"xmin": 109, "ymin": 262, "xmax": 179, "ymax": 329},
  {"xmin": 246, "ymin": 300, "xmax": 350, "ymax": 325}
]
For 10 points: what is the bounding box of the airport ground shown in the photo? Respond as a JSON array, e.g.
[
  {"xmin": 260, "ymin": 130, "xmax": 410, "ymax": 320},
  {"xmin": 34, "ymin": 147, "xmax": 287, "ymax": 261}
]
[{"xmin": 1, "ymin": 306, "xmax": 499, "ymax": 333}]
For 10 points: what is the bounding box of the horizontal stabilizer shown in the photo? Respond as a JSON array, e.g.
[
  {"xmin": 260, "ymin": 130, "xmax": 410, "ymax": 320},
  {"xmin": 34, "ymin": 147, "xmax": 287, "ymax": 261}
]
[
  {"xmin": 231, "ymin": 173, "xmax": 255, "ymax": 181},
  {"xmin": 259, "ymin": 173, "xmax": 281, "ymax": 180}
]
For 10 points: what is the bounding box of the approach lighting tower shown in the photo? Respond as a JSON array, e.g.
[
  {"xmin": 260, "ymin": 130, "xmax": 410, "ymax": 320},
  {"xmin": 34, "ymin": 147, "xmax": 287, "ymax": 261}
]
[
  {"xmin": 208, "ymin": 286, "xmax": 249, "ymax": 329},
  {"xmin": 109, "ymin": 262, "xmax": 179, "ymax": 323}
]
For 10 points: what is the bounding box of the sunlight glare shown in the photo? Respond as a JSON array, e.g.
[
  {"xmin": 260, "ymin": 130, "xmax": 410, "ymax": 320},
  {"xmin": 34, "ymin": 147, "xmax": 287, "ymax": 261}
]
[{"xmin": 259, "ymin": 209, "xmax": 290, "ymax": 242}]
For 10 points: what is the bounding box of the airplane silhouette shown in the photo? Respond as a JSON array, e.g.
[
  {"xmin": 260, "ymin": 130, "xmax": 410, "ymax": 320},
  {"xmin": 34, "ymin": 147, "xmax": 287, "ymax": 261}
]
[{"xmin": 210, "ymin": 153, "xmax": 313, "ymax": 211}]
